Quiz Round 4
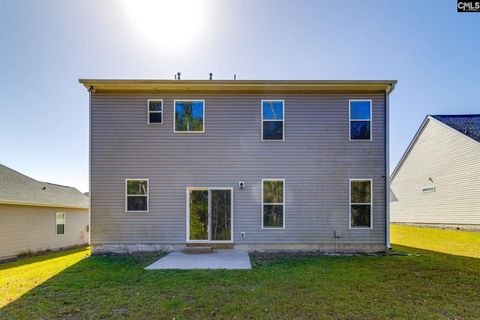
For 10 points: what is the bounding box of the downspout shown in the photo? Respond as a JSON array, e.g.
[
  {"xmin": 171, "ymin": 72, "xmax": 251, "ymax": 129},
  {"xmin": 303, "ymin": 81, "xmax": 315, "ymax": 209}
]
[
  {"xmin": 385, "ymin": 84, "xmax": 394, "ymax": 250},
  {"xmin": 88, "ymin": 86, "xmax": 95, "ymax": 246}
]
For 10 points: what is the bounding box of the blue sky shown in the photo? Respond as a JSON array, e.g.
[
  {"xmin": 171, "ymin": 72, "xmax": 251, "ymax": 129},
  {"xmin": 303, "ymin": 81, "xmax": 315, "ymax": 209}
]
[{"xmin": 0, "ymin": 0, "xmax": 479, "ymax": 192}]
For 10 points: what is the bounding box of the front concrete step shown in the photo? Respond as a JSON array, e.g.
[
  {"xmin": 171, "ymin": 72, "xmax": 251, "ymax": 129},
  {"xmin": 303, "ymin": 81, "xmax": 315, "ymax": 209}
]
[
  {"xmin": 186, "ymin": 243, "xmax": 234, "ymax": 249},
  {"xmin": 184, "ymin": 246, "xmax": 212, "ymax": 254}
]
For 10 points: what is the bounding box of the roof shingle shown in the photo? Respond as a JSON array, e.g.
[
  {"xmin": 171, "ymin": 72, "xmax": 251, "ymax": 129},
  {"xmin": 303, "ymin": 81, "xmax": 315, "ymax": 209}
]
[
  {"xmin": 431, "ymin": 114, "xmax": 480, "ymax": 143},
  {"xmin": 0, "ymin": 164, "xmax": 89, "ymax": 209}
]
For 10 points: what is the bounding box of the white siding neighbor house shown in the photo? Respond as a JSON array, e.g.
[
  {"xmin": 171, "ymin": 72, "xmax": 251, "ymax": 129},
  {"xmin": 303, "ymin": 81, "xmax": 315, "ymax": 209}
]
[
  {"xmin": 390, "ymin": 114, "xmax": 480, "ymax": 226},
  {"xmin": 0, "ymin": 164, "xmax": 90, "ymax": 260}
]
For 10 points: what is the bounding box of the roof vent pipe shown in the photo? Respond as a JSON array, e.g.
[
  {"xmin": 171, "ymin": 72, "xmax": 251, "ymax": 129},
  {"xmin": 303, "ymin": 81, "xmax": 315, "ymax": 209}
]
[{"xmin": 209, "ymin": 73, "xmax": 213, "ymax": 80}]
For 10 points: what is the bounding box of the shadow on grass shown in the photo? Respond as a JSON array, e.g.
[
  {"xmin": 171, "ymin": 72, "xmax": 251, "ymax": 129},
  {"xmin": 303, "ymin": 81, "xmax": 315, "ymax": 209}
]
[
  {"xmin": 1, "ymin": 248, "xmax": 479, "ymax": 319},
  {"xmin": 0, "ymin": 246, "xmax": 89, "ymax": 271}
]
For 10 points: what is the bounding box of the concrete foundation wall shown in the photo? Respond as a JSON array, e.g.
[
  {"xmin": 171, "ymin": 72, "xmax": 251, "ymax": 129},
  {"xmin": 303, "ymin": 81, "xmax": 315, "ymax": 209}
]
[{"xmin": 92, "ymin": 243, "xmax": 386, "ymax": 254}]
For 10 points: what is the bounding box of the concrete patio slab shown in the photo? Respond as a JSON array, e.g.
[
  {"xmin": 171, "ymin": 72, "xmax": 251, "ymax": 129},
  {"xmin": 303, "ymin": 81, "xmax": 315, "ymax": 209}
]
[{"xmin": 145, "ymin": 250, "xmax": 252, "ymax": 270}]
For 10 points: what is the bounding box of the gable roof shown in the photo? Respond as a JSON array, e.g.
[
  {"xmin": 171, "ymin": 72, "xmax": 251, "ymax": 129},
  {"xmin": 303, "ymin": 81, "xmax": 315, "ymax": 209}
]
[
  {"xmin": 431, "ymin": 115, "xmax": 480, "ymax": 143},
  {"xmin": 0, "ymin": 164, "xmax": 89, "ymax": 209},
  {"xmin": 390, "ymin": 114, "xmax": 480, "ymax": 181}
]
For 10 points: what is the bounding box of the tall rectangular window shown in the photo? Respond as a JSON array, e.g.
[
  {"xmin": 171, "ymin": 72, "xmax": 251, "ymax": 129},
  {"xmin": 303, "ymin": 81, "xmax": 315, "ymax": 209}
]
[
  {"xmin": 56, "ymin": 212, "xmax": 65, "ymax": 235},
  {"xmin": 262, "ymin": 100, "xmax": 284, "ymax": 140},
  {"xmin": 174, "ymin": 100, "xmax": 205, "ymax": 133},
  {"xmin": 262, "ymin": 179, "xmax": 285, "ymax": 228},
  {"xmin": 148, "ymin": 99, "xmax": 163, "ymax": 124},
  {"xmin": 350, "ymin": 179, "xmax": 372, "ymax": 228},
  {"xmin": 349, "ymin": 100, "xmax": 371, "ymax": 140},
  {"xmin": 126, "ymin": 179, "xmax": 149, "ymax": 212}
]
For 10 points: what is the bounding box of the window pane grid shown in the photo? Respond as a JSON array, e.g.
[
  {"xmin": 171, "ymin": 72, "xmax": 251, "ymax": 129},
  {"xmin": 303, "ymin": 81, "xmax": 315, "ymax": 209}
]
[
  {"xmin": 126, "ymin": 179, "xmax": 149, "ymax": 212},
  {"xmin": 262, "ymin": 100, "xmax": 284, "ymax": 141},
  {"xmin": 148, "ymin": 100, "xmax": 163, "ymax": 124},
  {"xmin": 350, "ymin": 180, "xmax": 372, "ymax": 228},
  {"xmin": 56, "ymin": 213, "xmax": 65, "ymax": 235},
  {"xmin": 349, "ymin": 100, "xmax": 371, "ymax": 140},
  {"xmin": 262, "ymin": 179, "xmax": 285, "ymax": 228}
]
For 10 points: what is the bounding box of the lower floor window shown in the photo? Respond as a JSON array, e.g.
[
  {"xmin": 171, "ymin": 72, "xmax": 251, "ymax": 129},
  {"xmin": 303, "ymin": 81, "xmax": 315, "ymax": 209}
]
[
  {"xmin": 56, "ymin": 212, "xmax": 65, "ymax": 235},
  {"xmin": 350, "ymin": 179, "xmax": 372, "ymax": 228},
  {"xmin": 126, "ymin": 179, "xmax": 149, "ymax": 212},
  {"xmin": 262, "ymin": 179, "xmax": 285, "ymax": 228}
]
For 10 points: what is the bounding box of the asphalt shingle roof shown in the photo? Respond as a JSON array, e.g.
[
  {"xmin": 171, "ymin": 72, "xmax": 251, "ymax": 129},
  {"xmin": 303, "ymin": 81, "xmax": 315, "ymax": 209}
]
[
  {"xmin": 0, "ymin": 164, "xmax": 89, "ymax": 209},
  {"xmin": 431, "ymin": 114, "xmax": 480, "ymax": 143}
]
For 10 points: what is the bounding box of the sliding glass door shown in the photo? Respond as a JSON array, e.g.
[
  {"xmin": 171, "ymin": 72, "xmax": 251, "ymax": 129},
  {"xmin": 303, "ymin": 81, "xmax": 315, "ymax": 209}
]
[{"xmin": 188, "ymin": 188, "xmax": 232, "ymax": 242}]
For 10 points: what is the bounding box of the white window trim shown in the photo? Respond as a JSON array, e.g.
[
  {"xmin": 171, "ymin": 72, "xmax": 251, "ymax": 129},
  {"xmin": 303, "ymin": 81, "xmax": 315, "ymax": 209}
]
[
  {"xmin": 56, "ymin": 212, "xmax": 66, "ymax": 235},
  {"xmin": 173, "ymin": 99, "xmax": 205, "ymax": 133},
  {"xmin": 125, "ymin": 178, "xmax": 149, "ymax": 213},
  {"xmin": 261, "ymin": 178, "xmax": 286, "ymax": 229},
  {"xmin": 261, "ymin": 99, "xmax": 285, "ymax": 141},
  {"xmin": 147, "ymin": 99, "xmax": 163, "ymax": 124},
  {"xmin": 349, "ymin": 179, "xmax": 373, "ymax": 229},
  {"xmin": 349, "ymin": 99, "xmax": 372, "ymax": 141},
  {"xmin": 185, "ymin": 187, "xmax": 234, "ymax": 243}
]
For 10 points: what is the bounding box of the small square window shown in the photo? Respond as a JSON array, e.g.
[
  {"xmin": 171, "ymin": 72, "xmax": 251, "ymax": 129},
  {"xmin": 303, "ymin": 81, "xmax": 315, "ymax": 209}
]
[
  {"xmin": 148, "ymin": 100, "xmax": 163, "ymax": 124},
  {"xmin": 350, "ymin": 100, "xmax": 372, "ymax": 140}
]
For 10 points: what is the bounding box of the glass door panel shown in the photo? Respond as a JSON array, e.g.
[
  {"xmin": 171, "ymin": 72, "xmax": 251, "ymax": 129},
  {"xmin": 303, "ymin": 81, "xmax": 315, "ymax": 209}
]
[
  {"xmin": 189, "ymin": 190, "xmax": 208, "ymax": 240},
  {"xmin": 211, "ymin": 190, "xmax": 232, "ymax": 241}
]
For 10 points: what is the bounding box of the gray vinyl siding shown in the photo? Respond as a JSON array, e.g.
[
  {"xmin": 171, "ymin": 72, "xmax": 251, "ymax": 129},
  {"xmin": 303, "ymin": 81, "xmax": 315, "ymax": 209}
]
[
  {"xmin": 91, "ymin": 92, "xmax": 387, "ymax": 246},
  {"xmin": 0, "ymin": 204, "xmax": 89, "ymax": 259},
  {"xmin": 390, "ymin": 118, "xmax": 480, "ymax": 225}
]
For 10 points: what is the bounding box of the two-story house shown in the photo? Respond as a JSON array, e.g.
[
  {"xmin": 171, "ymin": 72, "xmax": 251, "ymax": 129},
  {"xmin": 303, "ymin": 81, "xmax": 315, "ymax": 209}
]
[{"xmin": 80, "ymin": 79, "xmax": 396, "ymax": 253}]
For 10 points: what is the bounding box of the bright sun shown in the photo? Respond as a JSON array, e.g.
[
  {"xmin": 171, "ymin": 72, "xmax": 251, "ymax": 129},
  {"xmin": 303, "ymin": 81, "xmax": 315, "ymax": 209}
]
[{"xmin": 121, "ymin": 0, "xmax": 207, "ymax": 50}]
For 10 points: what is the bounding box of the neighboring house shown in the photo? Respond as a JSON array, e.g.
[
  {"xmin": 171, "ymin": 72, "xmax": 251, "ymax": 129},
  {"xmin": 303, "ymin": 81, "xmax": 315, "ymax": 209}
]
[
  {"xmin": 80, "ymin": 79, "xmax": 396, "ymax": 253},
  {"xmin": 0, "ymin": 164, "xmax": 90, "ymax": 260},
  {"xmin": 390, "ymin": 115, "xmax": 480, "ymax": 226}
]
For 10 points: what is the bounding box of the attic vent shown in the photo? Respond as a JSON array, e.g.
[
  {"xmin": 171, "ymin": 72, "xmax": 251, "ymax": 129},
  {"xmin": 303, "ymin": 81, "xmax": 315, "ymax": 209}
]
[{"xmin": 422, "ymin": 186, "xmax": 435, "ymax": 194}]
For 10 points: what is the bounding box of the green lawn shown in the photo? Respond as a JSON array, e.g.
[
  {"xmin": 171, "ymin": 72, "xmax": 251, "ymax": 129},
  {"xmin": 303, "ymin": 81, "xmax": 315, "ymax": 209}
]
[
  {"xmin": 0, "ymin": 227, "xmax": 479, "ymax": 319},
  {"xmin": 391, "ymin": 224, "xmax": 480, "ymax": 258}
]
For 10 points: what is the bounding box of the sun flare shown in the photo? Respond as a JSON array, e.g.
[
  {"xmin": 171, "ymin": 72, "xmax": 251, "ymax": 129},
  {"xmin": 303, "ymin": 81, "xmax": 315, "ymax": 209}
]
[{"xmin": 121, "ymin": 0, "xmax": 207, "ymax": 50}]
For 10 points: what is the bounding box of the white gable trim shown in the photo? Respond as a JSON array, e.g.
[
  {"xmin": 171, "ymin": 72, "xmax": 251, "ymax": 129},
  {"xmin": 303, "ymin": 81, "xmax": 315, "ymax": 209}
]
[{"xmin": 390, "ymin": 116, "xmax": 431, "ymax": 182}]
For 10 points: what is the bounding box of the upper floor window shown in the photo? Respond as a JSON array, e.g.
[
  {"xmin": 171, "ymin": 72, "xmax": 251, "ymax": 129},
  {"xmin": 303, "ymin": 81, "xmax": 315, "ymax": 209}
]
[
  {"xmin": 349, "ymin": 100, "xmax": 371, "ymax": 140},
  {"xmin": 262, "ymin": 100, "xmax": 284, "ymax": 141},
  {"xmin": 174, "ymin": 100, "xmax": 205, "ymax": 133},
  {"xmin": 350, "ymin": 179, "xmax": 372, "ymax": 228},
  {"xmin": 262, "ymin": 179, "xmax": 285, "ymax": 229},
  {"xmin": 148, "ymin": 99, "xmax": 163, "ymax": 124},
  {"xmin": 126, "ymin": 179, "xmax": 149, "ymax": 212},
  {"xmin": 56, "ymin": 212, "xmax": 65, "ymax": 235}
]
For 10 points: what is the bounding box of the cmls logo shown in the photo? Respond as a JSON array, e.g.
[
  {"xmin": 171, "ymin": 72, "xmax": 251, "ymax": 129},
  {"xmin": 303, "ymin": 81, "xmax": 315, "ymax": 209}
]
[{"xmin": 458, "ymin": 1, "xmax": 480, "ymax": 12}]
